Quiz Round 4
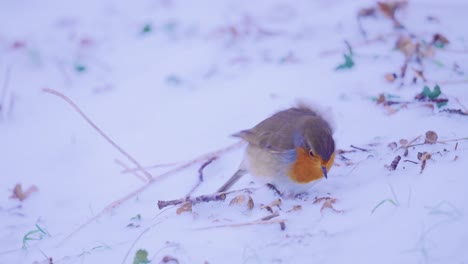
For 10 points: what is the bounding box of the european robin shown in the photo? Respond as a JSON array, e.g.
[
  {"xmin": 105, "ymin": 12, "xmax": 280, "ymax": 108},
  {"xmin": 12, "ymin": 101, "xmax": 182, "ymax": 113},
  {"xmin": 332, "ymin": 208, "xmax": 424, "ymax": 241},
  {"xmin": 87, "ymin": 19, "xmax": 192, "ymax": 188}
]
[{"xmin": 218, "ymin": 104, "xmax": 336, "ymax": 195}]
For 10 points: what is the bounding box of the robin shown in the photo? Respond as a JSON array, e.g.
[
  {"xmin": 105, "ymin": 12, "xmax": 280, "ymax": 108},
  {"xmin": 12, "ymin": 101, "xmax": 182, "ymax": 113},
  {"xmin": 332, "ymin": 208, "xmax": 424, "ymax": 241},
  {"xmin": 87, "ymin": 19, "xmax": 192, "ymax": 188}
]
[{"xmin": 217, "ymin": 104, "xmax": 336, "ymax": 195}]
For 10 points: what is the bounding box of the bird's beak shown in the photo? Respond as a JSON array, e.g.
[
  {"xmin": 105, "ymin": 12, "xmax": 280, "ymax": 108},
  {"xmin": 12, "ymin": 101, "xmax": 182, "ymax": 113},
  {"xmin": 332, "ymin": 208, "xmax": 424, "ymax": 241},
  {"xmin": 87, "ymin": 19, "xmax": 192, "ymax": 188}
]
[{"xmin": 321, "ymin": 166, "xmax": 328, "ymax": 179}]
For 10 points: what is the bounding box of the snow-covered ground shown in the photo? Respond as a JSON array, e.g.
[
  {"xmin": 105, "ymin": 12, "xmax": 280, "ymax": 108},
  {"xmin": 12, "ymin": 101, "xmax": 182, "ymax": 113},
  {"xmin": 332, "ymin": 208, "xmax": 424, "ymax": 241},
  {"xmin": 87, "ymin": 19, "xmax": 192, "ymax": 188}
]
[{"xmin": 1, "ymin": 0, "xmax": 467, "ymax": 263}]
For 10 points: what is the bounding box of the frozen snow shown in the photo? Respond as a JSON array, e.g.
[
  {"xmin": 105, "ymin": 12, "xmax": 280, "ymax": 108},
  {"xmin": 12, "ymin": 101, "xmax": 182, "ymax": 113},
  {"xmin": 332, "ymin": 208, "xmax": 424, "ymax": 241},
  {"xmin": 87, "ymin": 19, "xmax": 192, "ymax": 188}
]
[{"xmin": 1, "ymin": 0, "xmax": 467, "ymax": 263}]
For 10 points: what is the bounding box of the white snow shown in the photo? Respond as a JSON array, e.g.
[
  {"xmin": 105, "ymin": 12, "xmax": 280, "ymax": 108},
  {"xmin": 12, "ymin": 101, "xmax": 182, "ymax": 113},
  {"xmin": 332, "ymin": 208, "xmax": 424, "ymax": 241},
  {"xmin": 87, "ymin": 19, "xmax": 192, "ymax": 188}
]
[{"xmin": 1, "ymin": 0, "xmax": 467, "ymax": 263}]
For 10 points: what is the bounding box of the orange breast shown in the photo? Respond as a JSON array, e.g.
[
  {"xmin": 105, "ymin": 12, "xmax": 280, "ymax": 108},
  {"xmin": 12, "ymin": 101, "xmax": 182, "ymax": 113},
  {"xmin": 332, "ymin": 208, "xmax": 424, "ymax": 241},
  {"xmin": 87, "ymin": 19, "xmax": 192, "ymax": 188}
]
[{"xmin": 288, "ymin": 147, "xmax": 335, "ymax": 183}]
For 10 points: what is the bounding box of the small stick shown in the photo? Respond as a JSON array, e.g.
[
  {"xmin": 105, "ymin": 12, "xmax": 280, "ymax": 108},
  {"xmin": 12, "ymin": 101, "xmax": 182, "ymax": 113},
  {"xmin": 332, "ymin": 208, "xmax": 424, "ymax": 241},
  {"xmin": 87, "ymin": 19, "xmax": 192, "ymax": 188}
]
[
  {"xmin": 115, "ymin": 159, "xmax": 147, "ymax": 182},
  {"xmin": 194, "ymin": 219, "xmax": 286, "ymax": 230},
  {"xmin": 403, "ymin": 160, "xmax": 418, "ymax": 164},
  {"xmin": 385, "ymin": 155, "xmax": 401, "ymax": 171},
  {"xmin": 186, "ymin": 156, "xmax": 217, "ymax": 196},
  {"xmin": 59, "ymin": 141, "xmax": 243, "ymax": 244},
  {"xmin": 350, "ymin": 145, "xmax": 370, "ymax": 152},
  {"xmin": 260, "ymin": 211, "xmax": 280, "ymax": 221},
  {"xmin": 158, "ymin": 192, "xmax": 227, "ymax": 209},
  {"xmin": 44, "ymin": 88, "xmax": 153, "ymax": 181},
  {"xmin": 121, "ymin": 161, "xmax": 180, "ymax": 174}
]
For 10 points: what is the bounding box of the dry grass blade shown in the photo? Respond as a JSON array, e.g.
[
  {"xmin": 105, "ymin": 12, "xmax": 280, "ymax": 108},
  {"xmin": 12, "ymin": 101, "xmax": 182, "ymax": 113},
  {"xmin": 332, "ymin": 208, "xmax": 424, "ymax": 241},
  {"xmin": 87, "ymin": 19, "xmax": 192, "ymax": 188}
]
[
  {"xmin": 195, "ymin": 219, "xmax": 286, "ymax": 230},
  {"xmin": 43, "ymin": 88, "xmax": 153, "ymax": 181}
]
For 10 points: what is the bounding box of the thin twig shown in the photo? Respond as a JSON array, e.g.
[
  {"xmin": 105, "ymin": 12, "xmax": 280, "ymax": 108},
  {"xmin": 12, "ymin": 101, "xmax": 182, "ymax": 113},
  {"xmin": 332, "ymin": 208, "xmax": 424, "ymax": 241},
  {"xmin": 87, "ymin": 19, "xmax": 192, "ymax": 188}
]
[
  {"xmin": 318, "ymin": 32, "xmax": 397, "ymax": 57},
  {"xmin": 59, "ymin": 141, "xmax": 243, "ymax": 244},
  {"xmin": 194, "ymin": 219, "xmax": 286, "ymax": 230},
  {"xmin": 158, "ymin": 192, "xmax": 227, "ymax": 209},
  {"xmin": 159, "ymin": 187, "xmax": 255, "ymax": 210},
  {"xmin": 186, "ymin": 157, "xmax": 217, "ymax": 196},
  {"xmin": 115, "ymin": 159, "xmax": 147, "ymax": 182},
  {"xmin": 44, "ymin": 88, "xmax": 153, "ymax": 181},
  {"xmin": 121, "ymin": 161, "xmax": 180, "ymax": 174},
  {"xmin": 350, "ymin": 145, "xmax": 370, "ymax": 152}
]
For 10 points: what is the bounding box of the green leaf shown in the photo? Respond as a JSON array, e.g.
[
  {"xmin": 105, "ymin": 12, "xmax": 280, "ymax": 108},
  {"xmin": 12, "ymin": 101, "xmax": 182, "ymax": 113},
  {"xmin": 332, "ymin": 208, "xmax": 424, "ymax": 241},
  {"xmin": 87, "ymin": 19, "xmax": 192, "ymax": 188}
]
[
  {"xmin": 335, "ymin": 53, "xmax": 355, "ymax": 70},
  {"xmin": 75, "ymin": 64, "xmax": 86, "ymax": 73},
  {"xmin": 422, "ymin": 84, "xmax": 441, "ymax": 99},
  {"xmin": 436, "ymin": 101, "xmax": 448, "ymax": 108},
  {"xmin": 133, "ymin": 249, "xmax": 150, "ymax": 264},
  {"xmin": 141, "ymin": 24, "xmax": 152, "ymax": 34}
]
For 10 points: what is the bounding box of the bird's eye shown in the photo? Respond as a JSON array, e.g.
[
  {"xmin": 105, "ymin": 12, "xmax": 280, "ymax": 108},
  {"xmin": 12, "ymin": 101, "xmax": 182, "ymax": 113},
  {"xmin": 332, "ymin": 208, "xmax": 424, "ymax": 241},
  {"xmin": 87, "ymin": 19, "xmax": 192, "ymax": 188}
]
[{"xmin": 309, "ymin": 151, "xmax": 315, "ymax": 157}]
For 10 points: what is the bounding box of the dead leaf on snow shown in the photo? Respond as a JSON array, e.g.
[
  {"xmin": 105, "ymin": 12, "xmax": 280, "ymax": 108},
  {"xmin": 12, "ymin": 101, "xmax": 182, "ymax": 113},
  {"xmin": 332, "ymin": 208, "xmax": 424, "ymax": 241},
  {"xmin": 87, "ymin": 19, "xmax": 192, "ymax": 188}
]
[
  {"xmin": 425, "ymin": 130, "xmax": 438, "ymax": 144},
  {"xmin": 396, "ymin": 35, "xmax": 417, "ymax": 58},
  {"xmin": 399, "ymin": 139, "xmax": 409, "ymax": 147},
  {"xmin": 10, "ymin": 184, "xmax": 38, "ymax": 201},
  {"xmin": 418, "ymin": 152, "xmax": 432, "ymax": 174},
  {"xmin": 287, "ymin": 205, "xmax": 302, "ymax": 213},
  {"xmin": 384, "ymin": 73, "xmax": 397, "ymax": 83},
  {"xmin": 176, "ymin": 201, "xmax": 192, "ymax": 215},
  {"xmin": 229, "ymin": 195, "xmax": 246, "ymax": 206},
  {"xmin": 247, "ymin": 196, "xmax": 254, "ymax": 210},
  {"xmin": 320, "ymin": 198, "xmax": 343, "ymax": 214}
]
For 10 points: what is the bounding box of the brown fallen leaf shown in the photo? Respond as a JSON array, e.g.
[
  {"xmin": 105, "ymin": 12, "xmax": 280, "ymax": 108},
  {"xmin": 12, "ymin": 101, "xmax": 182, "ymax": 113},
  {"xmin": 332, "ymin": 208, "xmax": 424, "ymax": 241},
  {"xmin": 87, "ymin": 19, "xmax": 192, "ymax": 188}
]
[
  {"xmin": 425, "ymin": 130, "xmax": 438, "ymax": 144},
  {"xmin": 418, "ymin": 152, "xmax": 432, "ymax": 174},
  {"xmin": 176, "ymin": 201, "xmax": 192, "ymax": 215},
  {"xmin": 287, "ymin": 205, "xmax": 302, "ymax": 213},
  {"xmin": 247, "ymin": 196, "xmax": 254, "ymax": 210},
  {"xmin": 10, "ymin": 184, "xmax": 38, "ymax": 201},
  {"xmin": 229, "ymin": 195, "xmax": 246, "ymax": 206},
  {"xmin": 320, "ymin": 198, "xmax": 343, "ymax": 214},
  {"xmin": 399, "ymin": 139, "xmax": 409, "ymax": 147},
  {"xmin": 396, "ymin": 35, "xmax": 417, "ymax": 58},
  {"xmin": 431, "ymin": 33, "xmax": 449, "ymax": 46},
  {"xmin": 384, "ymin": 73, "xmax": 397, "ymax": 83}
]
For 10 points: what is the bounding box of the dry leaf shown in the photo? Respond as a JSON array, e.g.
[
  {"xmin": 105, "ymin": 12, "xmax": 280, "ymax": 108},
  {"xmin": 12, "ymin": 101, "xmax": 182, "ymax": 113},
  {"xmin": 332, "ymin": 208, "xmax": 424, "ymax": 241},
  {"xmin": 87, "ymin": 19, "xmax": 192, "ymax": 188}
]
[
  {"xmin": 377, "ymin": 2, "xmax": 397, "ymax": 19},
  {"xmin": 320, "ymin": 198, "xmax": 343, "ymax": 214},
  {"xmin": 384, "ymin": 73, "xmax": 397, "ymax": 82},
  {"xmin": 425, "ymin": 130, "xmax": 438, "ymax": 144},
  {"xmin": 396, "ymin": 35, "xmax": 417, "ymax": 58},
  {"xmin": 399, "ymin": 139, "xmax": 409, "ymax": 147},
  {"xmin": 313, "ymin": 196, "xmax": 332, "ymax": 204},
  {"xmin": 269, "ymin": 198, "xmax": 282, "ymax": 207},
  {"xmin": 376, "ymin": 93, "xmax": 386, "ymax": 104},
  {"xmin": 287, "ymin": 205, "xmax": 302, "ymax": 212},
  {"xmin": 454, "ymin": 155, "xmax": 458, "ymax": 161},
  {"xmin": 176, "ymin": 201, "xmax": 192, "ymax": 215},
  {"xmin": 432, "ymin": 33, "xmax": 449, "ymax": 45},
  {"xmin": 279, "ymin": 221, "xmax": 286, "ymax": 231},
  {"xmin": 229, "ymin": 195, "xmax": 246, "ymax": 206},
  {"xmin": 247, "ymin": 196, "xmax": 254, "ymax": 210},
  {"xmin": 10, "ymin": 184, "xmax": 38, "ymax": 201},
  {"xmin": 412, "ymin": 68, "xmax": 426, "ymax": 82},
  {"xmin": 418, "ymin": 152, "xmax": 432, "ymax": 174}
]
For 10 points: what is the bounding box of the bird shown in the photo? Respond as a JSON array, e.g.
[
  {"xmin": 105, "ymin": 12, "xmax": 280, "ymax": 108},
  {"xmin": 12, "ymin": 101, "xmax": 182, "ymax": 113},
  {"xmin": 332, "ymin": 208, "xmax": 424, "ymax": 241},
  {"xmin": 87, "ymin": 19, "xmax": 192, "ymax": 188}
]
[{"xmin": 217, "ymin": 104, "xmax": 336, "ymax": 195}]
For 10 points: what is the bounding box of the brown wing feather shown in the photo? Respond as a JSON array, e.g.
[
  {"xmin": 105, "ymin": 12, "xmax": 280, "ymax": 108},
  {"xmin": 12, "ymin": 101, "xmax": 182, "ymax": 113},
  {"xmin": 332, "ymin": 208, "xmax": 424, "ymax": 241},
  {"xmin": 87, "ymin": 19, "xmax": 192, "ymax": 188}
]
[{"xmin": 233, "ymin": 107, "xmax": 324, "ymax": 152}]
